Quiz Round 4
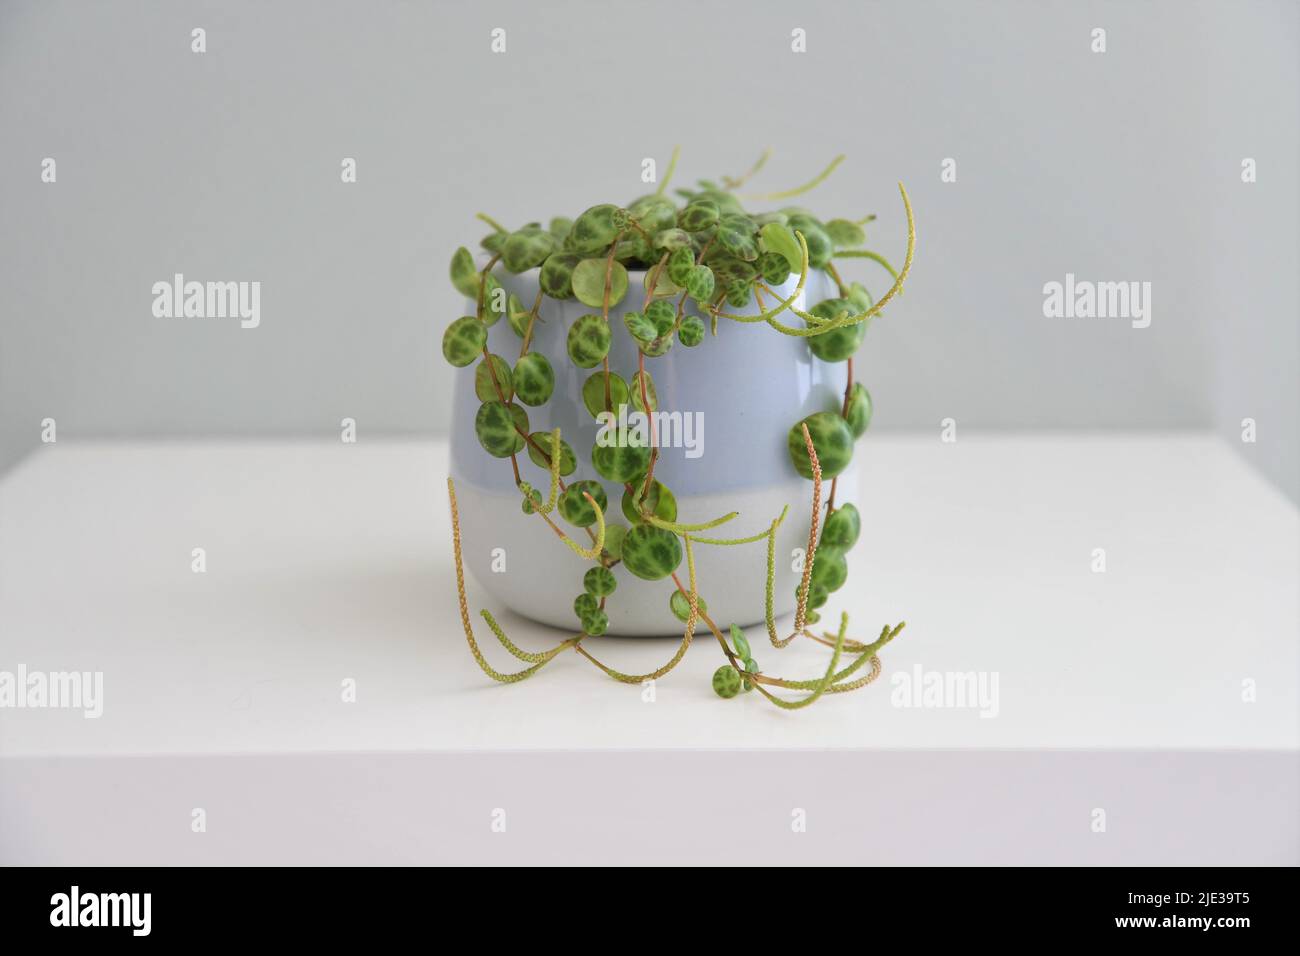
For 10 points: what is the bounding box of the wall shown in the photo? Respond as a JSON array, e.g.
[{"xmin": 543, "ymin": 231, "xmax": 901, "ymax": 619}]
[{"xmin": 1, "ymin": 0, "xmax": 1295, "ymax": 499}]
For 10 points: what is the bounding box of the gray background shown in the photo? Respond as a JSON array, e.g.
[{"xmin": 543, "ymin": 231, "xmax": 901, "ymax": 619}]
[{"xmin": 1, "ymin": 0, "xmax": 1296, "ymax": 500}]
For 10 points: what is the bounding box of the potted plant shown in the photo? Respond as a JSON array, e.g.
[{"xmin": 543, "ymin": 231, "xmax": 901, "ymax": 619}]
[{"xmin": 443, "ymin": 150, "xmax": 915, "ymax": 706}]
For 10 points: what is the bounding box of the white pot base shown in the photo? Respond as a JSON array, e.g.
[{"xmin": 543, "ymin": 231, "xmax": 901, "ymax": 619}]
[{"xmin": 450, "ymin": 478, "xmax": 820, "ymax": 637}]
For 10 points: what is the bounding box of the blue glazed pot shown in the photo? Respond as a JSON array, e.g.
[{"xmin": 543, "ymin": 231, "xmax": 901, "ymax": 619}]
[{"xmin": 449, "ymin": 265, "xmax": 850, "ymax": 636}]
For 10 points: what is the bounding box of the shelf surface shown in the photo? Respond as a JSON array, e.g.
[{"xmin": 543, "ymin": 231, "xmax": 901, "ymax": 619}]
[{"xmin": 1, "ymin": 434, "xmax": 1296, "ymax": 757}]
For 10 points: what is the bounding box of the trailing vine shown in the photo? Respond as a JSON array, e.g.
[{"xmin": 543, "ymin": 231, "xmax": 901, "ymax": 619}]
[{"xmin": 442, "ymin": 151, "xmax": 915, "ymax": 706}]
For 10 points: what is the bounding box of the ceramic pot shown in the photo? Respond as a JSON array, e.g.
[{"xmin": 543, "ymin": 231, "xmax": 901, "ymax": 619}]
[{"xmin": 449, "ymin": 266, "xmax": 849, "ymax": 636}]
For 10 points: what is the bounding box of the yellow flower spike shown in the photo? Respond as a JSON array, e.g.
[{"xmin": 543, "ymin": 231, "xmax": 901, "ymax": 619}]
[
  {"xmin": 654, "ymin": 145, "xmax": 681, "ymax": 198},
  {"xmin": 751, "ymin": 612, "xmax": 851, "ymax": 709},
  {"xmin": 740, "ymin": 154, "xmax": 845, "ymax": 202},
  {"xmin": 447, "ymin": 477, "xmax": 554, "ymax": 683},
  {"xmin": 785, "ymin": 422, "xmax": 822, "ymax": 644},
  {"xmin": 523, "ymin": 427, "xmax": 564, "ymax": 516},
  {"xmin": 689, "ymin": 504, "xmax": 787, "ymax": 546},
  {"xmin": 481, "ymin": 609, "xmax": 577, "ymax": 664},
  {"xmin": 712, "ymin": 232, "xmax": 810, "ymax": 325},
  {"xmin": 832, "ymin": 248, "xmax": 899, "ymax": 282},
  {"xmin": 645, "ymin": 511, "xmax": 739, "ymax": 534},
  {"xmin": 559, "ymin": 491, "xmax": 605, "ymax": 560},
  {"xmin": 779, "ymin": 182, "xmax": 915, "ymax": 337}
]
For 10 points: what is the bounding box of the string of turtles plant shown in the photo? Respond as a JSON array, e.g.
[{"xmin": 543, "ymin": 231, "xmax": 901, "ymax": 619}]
[{"xmin": 442, "ymin": 150, "xmax": 915, "ymax": 706}]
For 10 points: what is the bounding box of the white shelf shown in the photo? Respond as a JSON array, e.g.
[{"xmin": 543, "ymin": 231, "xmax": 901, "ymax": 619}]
[{"xmin": 1, "ymin": 434, "xmax": 1296, "ymax": 757}]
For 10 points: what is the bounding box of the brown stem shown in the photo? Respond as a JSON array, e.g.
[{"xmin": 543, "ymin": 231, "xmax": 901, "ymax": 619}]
[
  {"xmin": 825, "ymin": 260, "xmax": 849, "ymax": 298},
  {"xmin": 601, "ymin": 232, "xmax": 624, "ymax": 324},
  {"xmin": 475, "ymin": 254, "xmax": 502, "ymax": 321},
  {"xmin": 519, "ymin": 289, "xmax": 544, "ymax": 358},
  {"xmin": 670, "ymin": 573, "xmax": 740, "ymax": 667},
  {"xmin": 636, "ymin": 349, "xmax": 659, "ymax": 504},
  {"xmin": 597, "ymin": 233, "xmax": 627, "ymax": 419},
  {"xmin": 792, "ymin": 423, "xmax": 822, "ymax": 634},
  {"xmin": 643, "ymin": 252, "xmax": 670, "ymax": 310}
]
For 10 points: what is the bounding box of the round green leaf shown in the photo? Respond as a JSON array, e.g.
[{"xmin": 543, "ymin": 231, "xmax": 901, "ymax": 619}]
[
  {"xmin": 628, "ymin": 195, "xmax": 677, "ymax": 235},
  {"xmin": 474, "ymin": 353, "xmax": 513, "ymax": 402},
  {"xmin": 678, "ymin": 200, "xmax": 719, "ymax": 233},
  {"xmin": 759, "ymin": 222, "xmax": 802, "ymax": 272},
  {"xmin": 601, "ymin": 523, "xmax": 627, "ymax": 562},
  {"xmin": 512, "ymin": 352, "xmax": 555, "ymax": 406},
  {"xmin": 654, "ymin": 228, "xmax": 693, "ymax": 251},
  {"xmin": 825, "ymin": 218, "xmax": 866, "ymax": 249},
  {"xmin": 501, "ymin": 227, "xmax": 558, "ymax": 273},
  {"xmin": 644, "ymin": 263, "xmax": 683, "ymax": 298},
  {"xmin": 667, "ymin": 247, "xmax": 695, "ymax": 286},
  {"xmin": 757, "ymin": 251, "xmax": 791, "ymax": 286},
  {"xmin": 669, "ymin": 589, "xmax": 707, "ymax": 623},
  {"xmin": 843, "ymin": 382, "xmax": 873, "ymax": 437},
  {"xmin": 821, "ymin": 503, "xmax": 861, "ymax": 551},
  {"xmin": 678, "ymin": 315, "xmax": 705, "ymax": 347},
  {"xmin": 810, "ymin": 549, "xmax": 848, "ymax": 592},
  {"xmin": 847, "ymin": 281, "xmax": 873, "ymax": 313},
  {"xmin": 725, "ymin": 280, "xmax": 751, "ymax": 308},
  {"xmin": 630, "ymin": 370, "xmax": 657, "ymax": 412},
  {"xmin": 574, "ymin": 592, "xmax": 598, "ymax": 620},
  {"xmin": 571, "ymin": 258, "xmax": 629, "ymax": 309},
  {"xmin": 711, "ymin": 256, "xmax": 756, "ymax": 287},
  {"xmin": 519, "ymin": 481, "xmax": 538, "ymax": 513},
  {"xmin": 558, "ymin": 480, "xmax": 607, "ymax": 528},
  {"xmin": 787, "ymin": 412, "xmax": 854, "ymax": 479},
  {"xmin": 568, "ymin": 204, "xmax": 622, "ymax": 255},
  {"xmin": 702, "ymin": 189, "xmax": 745, "ymax": 216},
  {"xmin": 637, "ymin": 332, "xmax": 673, "ymax": 358},
  {"xmin": 806, "ymin": 297, "xmax": 866, "ymax": 362},
  {"xmin": 582, "ymin": 370, "xmax": 630, "ymax": 418},
  {"xmin": 621, "ymin": 479, "xmax": 677, "ymax": 524},
  {"xmin": 712, "ymin": 665, "xmax": 741, "ymax": 699},
  {"xmin": 450, "ymin": 247, "xmax": 480, "ymax": 297},
  {"xmin": 716, "ymin": 219, "xmax": 758, "ymax": 260},
  {"xmin": 591, "ymin": 430, "xmax": 651, "ymax": 484},
  {"xmin": 525, "ymin": 431, "xmax": 576, "ymax": 476},
  {"xmin": 506, "ymin": 293, "xmax": 531, "ymax": 338},
  {"xmin": 442, "ymin": 316, "xmax": 486, "ymax": 367},
  {"xmin": 613, "ymin": 234, "xmax": 649, "ymax": 263},
  {"xmin": 539, "ymin": 253, "xmax": 581, "ymax": 299},
  {"xmin": 645, "ymin": 300, "xmax": 676, "ymax": 336},
  {"xmin": 790, "ymin": 220, "xmax": 832, "ymax": 269},
  {"xmin": 685, "ymin": 264, "xmax": 715, "ymax": 303},
  {"xmin": 480, "ymin": 273, "xmax": 505, "ymax": 327},
  {"xmin": 474, "ymin": 401, "xmax": 528, "ymax": 458},
  {"xmin": 621, "ymin": 524, "xmax": 683, "ymax": 581},
  {"xmin": 566, "ymin": 314, "xmax": 612, "ymax": 368},
  {"xmin": 623, "ymin": 310, "xmax": 657, "ymax": 344},
  {"xmin": 583, "ymin": 566, "xmax": 617, "ymax": 597},
  {"xmin": 729, "ymin": 624, "xmax": 752, "ymax": 660}
]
